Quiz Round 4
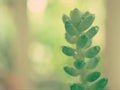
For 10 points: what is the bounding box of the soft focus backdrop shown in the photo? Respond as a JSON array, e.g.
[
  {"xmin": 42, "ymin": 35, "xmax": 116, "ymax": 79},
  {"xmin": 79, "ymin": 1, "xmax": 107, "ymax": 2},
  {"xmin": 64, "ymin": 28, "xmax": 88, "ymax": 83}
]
[{"xmin": 0, "ymin": 0, "xmax": 111, "ymax": 89}]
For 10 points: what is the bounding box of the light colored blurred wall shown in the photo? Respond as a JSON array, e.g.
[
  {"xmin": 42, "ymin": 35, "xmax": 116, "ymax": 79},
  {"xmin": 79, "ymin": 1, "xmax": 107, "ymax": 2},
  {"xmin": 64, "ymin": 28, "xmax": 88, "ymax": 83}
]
[
  {"xmin": 106, "ymin": 0, "xmax": 120, "ymax": 89},
  {"xmin": 2, "ymin": 0, "xmax": 31, "ymax": 89}
]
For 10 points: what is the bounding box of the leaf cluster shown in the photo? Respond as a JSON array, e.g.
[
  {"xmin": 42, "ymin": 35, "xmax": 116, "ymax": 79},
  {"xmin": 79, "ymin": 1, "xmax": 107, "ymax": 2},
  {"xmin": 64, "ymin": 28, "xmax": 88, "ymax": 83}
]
[{"xmin": 62, "ymin": 8, "xmax": 108, "ymax": 90}]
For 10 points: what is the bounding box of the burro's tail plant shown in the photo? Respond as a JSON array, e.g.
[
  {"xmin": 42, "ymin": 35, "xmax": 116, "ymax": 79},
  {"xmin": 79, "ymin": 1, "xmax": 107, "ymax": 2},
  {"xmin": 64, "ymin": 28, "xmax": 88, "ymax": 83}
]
[{"xmin": 61, "ymin": 8, "xmax": 108, "ymax": 90}]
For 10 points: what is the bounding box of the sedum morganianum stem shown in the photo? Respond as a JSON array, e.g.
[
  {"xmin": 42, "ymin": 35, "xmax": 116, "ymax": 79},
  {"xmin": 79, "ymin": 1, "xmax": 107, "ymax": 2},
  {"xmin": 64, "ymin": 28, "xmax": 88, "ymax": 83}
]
[{"xmin": 61, "ymin": 8, "xmax": 108, "ymax": 90}]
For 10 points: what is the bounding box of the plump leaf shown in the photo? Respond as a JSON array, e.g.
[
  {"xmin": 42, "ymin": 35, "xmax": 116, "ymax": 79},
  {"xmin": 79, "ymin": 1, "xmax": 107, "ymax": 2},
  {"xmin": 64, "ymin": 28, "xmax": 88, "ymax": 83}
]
[
  {"xmin": 77, "ymin": 12, "xmax": 95, "ymax": 33},
  {"xmin": 65, "ymin": 21, "xmax": 77, "ymax": 36},
  {"xmin": 86, "ymin": 72, "xmax": 101, "ymax": 82},
  {"xmin": 70, "ymin": 83, "xmax": 84, "ymax": 90},
  {"xmin": 86, "ymin": 46, "xmax": 100, "ymax": 58},
  {"xmin": 62, "ymin": 14, "xmax": 71, "ymax": 24},
  {"xmin": 81, "ymin": 11, "xmax": 90, "ymax": 19},
  {"xmin": 86, "ymin": 57, "xmax": 100, "ymax": 69},
  {"xmin": 74, "ymin": 60, "xmax": 85, "ymax": 69},
  {"xmin": 85, "ymin": 26, "xmax": 99, "ymax": 39},
  {"xmin": 62, "ymin": 46, "xmax": 75, "ymax": 56},
  {"xmin": 77, "ymin": 35, "xmax": 89, "ymax": 48},
  {"xmin": 70, "ymin": 8, "xmax": 82, "ymax": 26},
  {"xmin": 84, "ymin": 39, "xmax": 92, "ymax": 48},
  {"xmin": 91, "ymin": 78, "xmax": 108, "ymax": 90},
  {"xmin": 65, "ymin": 33, "xmax": 77, "ymax": 44},
  {"xmin": 64, "ymin": 66, "xmax": 79, "ymax": 76}
]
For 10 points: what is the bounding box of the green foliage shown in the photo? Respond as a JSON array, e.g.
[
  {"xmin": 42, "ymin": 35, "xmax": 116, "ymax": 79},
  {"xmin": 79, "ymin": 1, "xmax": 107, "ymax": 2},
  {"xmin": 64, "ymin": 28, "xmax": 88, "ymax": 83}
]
[
  {"xmin": 70, "ymin": 83, "xmax": 84, "ymax": 90},
  {"xmin": 70, "ymin": 8, "xmax": 82, "ymax": 26},
  {"xmin": 62, "ymin": 46, "xmax": 75, "ymax": 56},
  {"xmin": 77, "ymin": 11, "xmax": 95, "ymax": 33},
  {"xmin": 64, "ymin": 66, "xmax": 79, "ymax": 76},
  {"xmin": 86, "ymin": 71, "xmax": 101, "ymax": 82},
  {"xmin": 86, "ymin": 57, "xmax": 100, "ymax": 69},
  {"xmin": 89, "ymin": 78, "xmax": 108, "ymax": 90},
  {"xmin": 85, "ymin": 46, "xmax": 100, "ymax": 58},
  {"xmin": 65, "ymin": 33, "xmax": 77, "ymax": 44},
  {"xmin": 61, "ymin": 8, "xmax": 108, "ymax": 90},
  {"xmin": 85, "ymin": 26, "xmax": 99, "ymax": 39},
  {"xmin": 94, "ymin": 78, "xmax": 108, "ymax": 89},
  {"xmin": 65, "ymin": 21, "xmax": 77, "ymax": 36},
  {"xmin": 62, "ymin": 14, "xmax": 71, "ymax": 24},
  {"xmin": 77, "ymin": 35, "xmax": 89, "ymax": 48},
  {"xmin": 74, "ymin": 60, "xmax": 85, "ymax": 69}
]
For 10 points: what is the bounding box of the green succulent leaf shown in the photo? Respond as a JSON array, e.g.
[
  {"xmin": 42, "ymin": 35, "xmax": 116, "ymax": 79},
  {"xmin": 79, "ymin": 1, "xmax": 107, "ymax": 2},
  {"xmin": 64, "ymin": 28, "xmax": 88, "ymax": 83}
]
[
  {"xmin": 86, "ymin": 71, "xmax": 101, "ymax": 82},
  {"xmin": 62, "ymin": 14, "xmax": 71, "ymax": 24},
  {"xmin": 77, "ymin": 35, "xmax": 89, "ymax": 48},
  {"xmin": 62, "ymin": 46, "xmax": 75, "ymax": 56},
  {"xmin": 70, "ymin": 83, "xmax": 84, "ymax": 90},
  {"xmin": 77, "ymin": 12, "xmax": 95, "ymax": 33},
  {"xmin": 85, "ymin": 26, "xmax": 99, "ymax": 39},
  {"xmin": 65, "ymin": 33, "xmax": 77, "ymax": 44},
  {"xmin": 84, "ymin": 39, "xmax": 92, "ymax": 48},
  {"xmin": 74, "ymin": 60, "xmax": 85, "ymax": 69},
  {"xmin": 86, "ymin": 46, "xmax": 100, "ymax": 58},
  {"xmin": 65, "ymin": 21, "xmax": 77, "ymax": 36},
  {"xmin": 81, "ymin": 11, "xmax": 90, "ymax": 19},
  {"xmin": 64, "ymin": 66, "xmax": 79, "ymax": 76},
  {"xmin": 70, "ymin": 8, "xmax": 82, "ymax": 26},
  {"xmin": 86, "ymin": 57, "xmax": 100, "ymax": 69},
  {"xmin": 91, "ymin": 78, "xmax": 108, "ymax": 90}
]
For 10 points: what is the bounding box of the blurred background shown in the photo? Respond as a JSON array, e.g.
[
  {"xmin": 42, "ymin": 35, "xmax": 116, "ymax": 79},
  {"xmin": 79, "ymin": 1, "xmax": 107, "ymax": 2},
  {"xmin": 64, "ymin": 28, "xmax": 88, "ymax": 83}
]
[{"xmin": 0, "ymin": 0, "xmax": 120, "ymax": 90}]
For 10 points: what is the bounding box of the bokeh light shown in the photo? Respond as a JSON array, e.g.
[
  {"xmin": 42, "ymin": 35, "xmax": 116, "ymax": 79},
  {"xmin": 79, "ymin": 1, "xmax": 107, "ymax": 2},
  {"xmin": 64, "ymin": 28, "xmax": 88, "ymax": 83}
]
[{"xmin": 27, "ymin": 0, "xmax": 47, "ymax": 14}]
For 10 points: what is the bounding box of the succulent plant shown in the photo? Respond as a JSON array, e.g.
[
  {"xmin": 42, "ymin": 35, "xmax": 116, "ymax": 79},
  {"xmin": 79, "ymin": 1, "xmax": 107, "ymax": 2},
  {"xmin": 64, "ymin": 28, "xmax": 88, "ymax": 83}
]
[{"xmin": 61, "ymin": 8, "xmax": 108, "ymax": 90}]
